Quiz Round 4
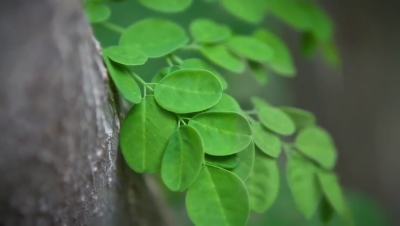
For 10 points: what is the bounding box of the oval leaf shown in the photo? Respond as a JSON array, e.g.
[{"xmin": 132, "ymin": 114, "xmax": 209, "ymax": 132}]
[
  {"xmin": 249, "ymin": 61, "xmax": 269, "ymax": 85},
  {"xmin": 208, "ymin": 93, "xmax": 241, "ymax": 113},
  {"xmin": 120, "ymin": 96, "xmax": 177, "ymax": 173},
  {"xmin": 84, "ymin": 2, "xmax": 111, "ymax": 23},
  {"xmin": 206, "ymin": 154, "xmax": 238, "ymax": 169},
  {"xmin": 280, "ymin": 106, "xmax": 316, "ymax": 130},
  {"xmin": 295, "ymin": 126, "xmax": 337, "ymax": 169},
  {"xmin": 186, "ymin": 165, "xmax": 250, "ymax": 226},
  {"xmin": 251, "ymin": 122, "xmax": 281, "ymax": 158},
  {"xmin": 188, "ymin": 112, "xmax": 252, "ymax": 156},
  {"xmin": 246, "ymin": 149, "xmax": 280, "ymax": 213},
  {"xmin": 318, "ymin": 170, "xmax": 353, "ymax": 224},
  {"xmin": 201, "ymin": 44, "xmax": 245, "ymax": 73},
  {"xmin": 181, "ymin": 58, "xmax": 228, "ymax": 90},
  {"xmin": 138, "ymin": 0, "xmax": 192, "ymax": 13},
  {"xmin": 102, "ymin": 55, "xmax": 141, "ymax": 104},
  {"xmin": 103, "ymin": 46, "xmax": 147, "ymax": 66},
  {"xmin": 253, "ymin": 29, "xmax": 296, "ymax": 76},
  {"xmin": 251, "ymin": 96, "xmax": 270, "ymax": 109},
  {"xmin": 220, "ymin": 0, "xmax": 267, "ymax": 23},
  {"xmin": 120, "ymin": 18, "xmax": 189, "ymax": 58},
  {"xmin": 154, "ymin": 69, "xmax": 223, "ymax": 114},
  {"xmin": 161, "ymin": 125, "xmax": 204, "ymax": 191},
  {"xmin": 227, "ymin": 36, "xmax": 274, "ymax": 62},
  {"xmin": 287, "ymin": 154, "xmax": 321, "ymax": 219},
  {"xmin": 190, "ymin": 19, "xmax": 231, "ymax": 43},
  {"xmin": 257, "ymin": 105, "xmax": 295, "ymax": 135},
  {"xmin": 231, "ymin": 141, "xmax": 255, "ymax": 181}
]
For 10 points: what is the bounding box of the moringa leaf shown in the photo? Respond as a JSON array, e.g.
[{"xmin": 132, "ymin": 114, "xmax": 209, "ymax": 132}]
[
  {"xmin": 257, "ymin": 104, "xmax": 295, "ymax": 136},
  {"xmin": 220, "ymin": 0, "xmax": 267, "ymax": 23},
  {"xmin": 120, "ymin": 18, "xmax": 189, "ymax": 58},
  {"xmin": 251, "ymin": 96, "xmax": 271, "ymax": 109},
  {"xmin": 227, "ymin": 36, "xmax": 274, "ymax": 62},
  {"xmin": 180, "ymin": 58, "xmax": 228, "ymax": 90},
  {"xmin": 190, "ymin": 19, "xmax": 231, "ymax": 43},
  {"xmin": 186, "ymin": 165, "xmax": 250, "ymax": 225},
  {"xmin": 251, "ymin": 122, "xmax": 281, "ymax": 158},
  {"xmin": 84, "ymin": 2, "xmax": 111, "ymax": 23},
  {"xmin": 161, "ymin": 125, "xmax": 204, "ymax": 191},
  {"xmin": 295, "ymin": 126, "xmax": 337, "ymax": 169},
  {"xmin": 189, "ymin": 112, "xmax": 252, "ymax": 156},
  {"xmin": 201, "ymin": 44, "xmax": 245, "ymax": 73},
  {"xmin": 207, "ymin": 93, "xmax": 241, "ymax": 113},
  {"xmin": 119, "ymin": 96, "xmax": 177, "ymax": 173},
  {"xmin": 137, "ymin": 0, "xmax": 192, "ymax": 13},
  {"xmin": 246, "ymin": 148, "xmax": 280, "ymax": 213},
  {"xmin": 103, "ymin": 46, "xmax": 147, "ymax": 66},
  {"xmin": 253, "ymin": 29, "xmax": 296, "ymax": 77},
  {"xmin": 248, "ymin": 61, "xmax": 269, "ymax": 85},
  {"xmin": 102, "ymin": 55, "xmax": 141, "ymax": 104},
  {"xmin": 205, "ymin": 154, "xmax": 238, "ymax": 169},
  {"xmin": 280, "ymin": 106, "xmax": 316, "ymax": 130},
  {"xmin": 154, "ymin": 69, "xmax": 223, "ymax": 114},
  {"xmin": 231, "ymin": 141, "xmax": 255, "ymax": 181},
  {"xmin": 318, "ymin": 170, "xmax": 353, "ymax": 225},
  {"xmin": 287, "ymin": 154, "xmax": 322, "ymax": 219}
]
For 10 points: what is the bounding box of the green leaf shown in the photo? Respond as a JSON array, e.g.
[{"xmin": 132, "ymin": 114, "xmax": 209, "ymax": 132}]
[
  {"xmin": 201, "ymin": 44, "xmax": 245, "ymax": 73},
  {"xmin": 320, "ymin": 195, "xmax": 335, "ymax": 224},
  {"xmin": 257, "ymin": 105, "xmax": 295, "ymax": 136},
  {"xmin": 300, "ymin": 32, "xmax": 318, "ymax": 57},
  {"xmin": 103, "ymin": 46, "xmax": 147, "ymax": 66},
  {"xmin": 84, "ymin": 2, "xmax": 111, "ymax": 23},
  {"xmin": 253, "ymin": 29, "xmax": 296, "ymax": 77},
  {"xmin": 102, "ymin": 55, "xmax": 141, "ymax": 104},
  {"xmin": 120, "ymin": 18, "xmax": 189, "ymax": 58},
  {"xmin": 119, "ymin": 96, "xmax": 177, "ymax": 173},
  {"xmin": 295, "ymin": 126, "xmax": 337, "ymax": 169},
  {"xmin": 154, "ymin": 69, "xmax": 223, "ymax": 114},
  {"xmin": 180, "ymin": 58, "xmax": 228, "ymax": 90},
  {"xmin": 231, "ymin": 141, "xmax": 255, "ymax": 181},
  {"xmin": 227, "ymin": 36, "xmax": 274, "ymax": 62},
  {"xmin": 299, "ymin": 2, "xmax": 333, "ymax": 42},
  {"xmin": 190, "ymin": 19, "xmax": 231, "ymax": 43},
  {"xmin": 248, "ymin": 61, "xmax": 268, "ymax": 85},
  {"xmin": 280, "ymin": 107, "xmax": 316, "ymax": 130},
  {"xmin": 137, "ymin": 0, "xmax": 192, "ymax": 13},
  {"xmin": 161, "ymin": 125, "xmax": 203, "ymax": 191},
  {"xmin": 287, "ymin": 154, "xmax": 321, "ymax": 219},
  {"xmin": 220, "ymin": 0, "xmax": 267, "ymax": 23},
  {"xmin": 318, "ymin": 170, "xmax": 353, "ymax": 225},
  {"xmin": 188, "ymin": 112, "xmax": 252, "ymax": 156},
  {"xmin": 186, "ymin": 165, "xmax": 250, "ymax": 226},
  {"xmin": 151, "ymin": 66, "xmax": 181, "ymax": 83},
  {"xmin": 206, "ymin": 154, "xmax": 238, "ymax": 169},
  {"xmin": 251, "ymin": 96, "xmax": 270, "ymax": 109},
  {"xmin": 246, "ymin": 149, "xmax": 279, "ymax": 213},
  {"xmin": 251, "ymin": 122, "xmax": 281, "ymax": 158},
  {"xmin": 207, "ymin": 93, "xmax": 241, "ymax": 113}
]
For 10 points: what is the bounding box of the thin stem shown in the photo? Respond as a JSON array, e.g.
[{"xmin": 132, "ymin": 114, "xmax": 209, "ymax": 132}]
[
  {"xmin": 181, "ymin": 117, "xmax": 192, "ymax": 121},
  {"xmin": 128, "ymin": 70, "xmax": 154, "ymax": 92},
  {"xmin": 243, "ymin": 109, "xmax": 258, "ymax": 115},
  {"xmin": 171, "ymin": 54, "xmax": 183, "ymax": 64},
  {"xmin": 101, "ymin": 22, "xmax": 125, "ymax": 34},
  {"xmin": 166, "ymin": 56, "xmax": 174, "ymax": 66},
  {"xmin": 179, "ymin": 118, "xmax": 187, "ymax": 125}
]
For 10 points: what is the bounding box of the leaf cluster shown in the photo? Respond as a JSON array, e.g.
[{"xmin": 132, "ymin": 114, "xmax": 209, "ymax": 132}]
[{"xmin": 83, "ymin": 0, "xmax": 350, "ymax": 225}]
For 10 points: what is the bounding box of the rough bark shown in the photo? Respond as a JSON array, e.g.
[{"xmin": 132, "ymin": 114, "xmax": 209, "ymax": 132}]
[{"xmin": 0, "ymin": 0, "xmax": 166, "ymax": 225}]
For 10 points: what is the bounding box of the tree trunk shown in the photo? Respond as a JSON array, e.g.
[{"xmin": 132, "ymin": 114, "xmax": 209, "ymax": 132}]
[{"xmin": 0, "ymin": 0, "xmax": 166, "ymax": 225}]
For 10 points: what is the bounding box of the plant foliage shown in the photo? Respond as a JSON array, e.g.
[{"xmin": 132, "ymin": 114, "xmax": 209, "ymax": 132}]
[{"xmin": 84, "ymin": 0, "xmax": 349, "ymax": 225}]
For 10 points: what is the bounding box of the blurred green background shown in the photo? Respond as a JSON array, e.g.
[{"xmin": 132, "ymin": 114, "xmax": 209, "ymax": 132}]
[{"xmin": 91, "ymin": 0, "xmax": 395, "ymax": 225}]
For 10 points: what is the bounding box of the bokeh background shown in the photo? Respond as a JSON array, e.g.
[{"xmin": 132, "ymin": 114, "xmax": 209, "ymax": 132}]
[{"xmin": 92, "ymin": 0, "xmax": 399, "ymax": 225}]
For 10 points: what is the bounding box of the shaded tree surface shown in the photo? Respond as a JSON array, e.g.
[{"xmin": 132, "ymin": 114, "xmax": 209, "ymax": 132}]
[{"xmin": 0, "ymin": 0, "xmax": 167, "ymax": 225}]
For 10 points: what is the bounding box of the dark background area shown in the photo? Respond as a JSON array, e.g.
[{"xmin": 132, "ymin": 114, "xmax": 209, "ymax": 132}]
[{"xmin": 92, "ymin": 0, "xmax": 399, "ymax": 225}]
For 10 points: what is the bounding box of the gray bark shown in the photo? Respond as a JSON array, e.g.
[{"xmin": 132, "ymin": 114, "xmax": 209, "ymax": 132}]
[{"xmin": 0, "ymin": 0, "xmax": 166, "ymax": 225}]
